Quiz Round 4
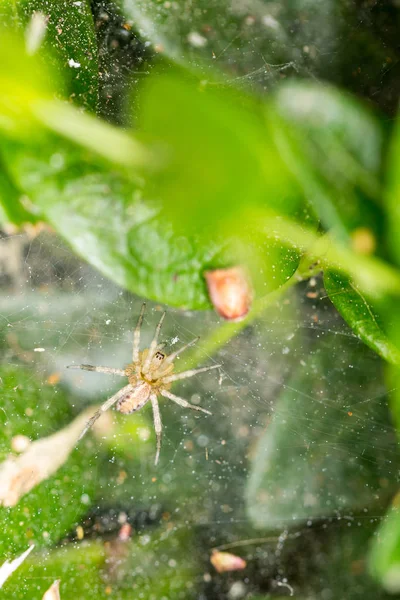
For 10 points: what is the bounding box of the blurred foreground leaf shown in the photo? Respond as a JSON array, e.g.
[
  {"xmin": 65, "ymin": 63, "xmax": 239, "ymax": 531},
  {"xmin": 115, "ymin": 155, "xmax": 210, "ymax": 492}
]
[
  {"xmin": 386, "ymin": 109, "xmax": 400, "ymax": 270},
  {"xmin": 139, "ymin": 72, "xmax": 298, "ymax": 230},
  {"xmin": 0, "ymin": 158, "xmax": 38, "ymax": 225},
  {"xmin": 139, "ymin": 72, "xmax": 311, "ymax": 293},
  {"xmin": 0, "ymin": 32, "xmax": 147, "ymax": 166},
  {"xmin": 368, "ymin": 497, "xmax": 400, "ymax": 594},
  {"xmin": 387, "ymin": 366, "xmax": 400, "ymax": 441},
  {"xmin": 0, "ymin": 542, "xmax": 105, "ymax": 599},
  {"xmin": 2, "ymin": 528, "xmax": 200, "ymax": 599},
  {"xmin": 273, "ymin": 81, "xmax": 383, "ymax": 240}
]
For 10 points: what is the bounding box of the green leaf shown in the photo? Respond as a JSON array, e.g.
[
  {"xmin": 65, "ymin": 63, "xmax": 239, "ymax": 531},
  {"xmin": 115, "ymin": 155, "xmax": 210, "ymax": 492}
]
[
  {"xmin": 139, "ymin": 72, "xmax": 309, "ymax": 294},
  {"xmin": 386, "ymin": 106, "xmax": 400, "ymax": 269},
  {"xmin": 0, "ymin": 62, "xmax": 308, "ymax": 307},
  {"xmin": 0, "ymin": 364, "xmax": 98, "ymax": 555},
  {"xmin": 370, "ymin": 367, "xmax": 400, "ymax": 592},
  {"xmin": 368, "ymin": 498, "xmax": 400, "ymax": 594},
  {"xmin": 139, "ymin": 72, "xmax": 296, "ymax": 230},
  {"xmin": 272, "ymin": 81, "xmax": 383, "ymax": 241},
  {"xmin": 0, "ymin": 30, "xmax": 147, "ymax": 168},
  {"xmin": 324, "ymin": 270, "xmax": 400, "ymax": 365},
  {"xmin": 0, "ymin": 0, "xmax": 98, "ymax": 111},
  {"xmin": 2, "ymin": 529, "xmax": 201, "ymax": 598},
  {"xmin": 1, "ymin": 541, "xmax": 106, "ymax": 599},
  {"xmin": 0, "ymin": 33, "xmax": 57, "ymax": 138},
  {"xmin": 0, "ymin": 156, "xmax": 40, "ymax": 225},
  {"xmin": 0, "ymin": 35, "xmax": 188, "ymax": 305},
  {"xmin": 246, "ymin": 333, "xmax": 399, "ymax": 529},
  {"xmin": 386, "ymin": 366, "xmax": 400, "ymax": 442},
  {"xmin": 4, "ymin": 141, "xmax": 221, "ymax": 308}
]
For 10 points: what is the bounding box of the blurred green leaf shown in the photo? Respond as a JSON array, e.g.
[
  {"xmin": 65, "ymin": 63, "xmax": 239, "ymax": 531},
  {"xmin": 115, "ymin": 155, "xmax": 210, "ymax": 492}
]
[
  {"xmin": 0, "ymin": 54, "xmax": 307, "ymax": 306},
  {"xmin": 0, "ymin": 364, "xmax": 98, "ymax": 555},
  {"xmin": 386, "ymin": 108, "xmax": 400, "ymax": 269},
  {"xmin": 370, "ymin": 366, "xmax": 400, "ymax": 593},
  {"xmin": 139, "ymin": 72, "xmax": 300, "ymax": 232},
  {"xmin": 0, "ymin": 541, "xmax": 106, "ymax": 599},
  {"xmin": 272, "ymin": 81, "xmax": 383, "ymax": 241},
  {"xmin": 368, "ymin": 498, "xmax": 400, "ymax": 594},
  {"xmin": 324, "ymin": 270, "xmax": 400, "ymax": 365},
  {"xmin": 0, "ymin": 0, "xmax": 98, "ymax": 110},
  {"xmin": 243, "ymin": 211, "xmax": 400, "ymax": 299},
  {"xmin": 139, "ymin": 72, "xmax": 310, "ymax": 294},
  {"xmin": 0, "ymin": 32, "xmax": 57, "ymax": 138},
  {"xmin": 386, "ymin": 366, "xmax": 400, "ymax": 441},
  {"xmin": 112, "ymin": 527, "xmax": 201, "ymax": 598},
  {"xmin": 0, "ymin": 158, "xmax": 39, "ymax": 225},
  {"xmin": 2, "ymin": 528, "xmax": 201, "ymax": 599},
  {"xmin": 0, "ymin": 32, "xmax": 147, "ymax": 166},
  {"xmin": 246, "ymin": 333, "xmax": 398, "ymax": 529}
]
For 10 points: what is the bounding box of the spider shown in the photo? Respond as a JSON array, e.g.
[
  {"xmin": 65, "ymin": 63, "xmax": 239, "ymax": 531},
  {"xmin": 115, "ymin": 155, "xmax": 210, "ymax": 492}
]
[{"xmin": 67, "ymin": 303, "xmax": 220, "ymax": 464}]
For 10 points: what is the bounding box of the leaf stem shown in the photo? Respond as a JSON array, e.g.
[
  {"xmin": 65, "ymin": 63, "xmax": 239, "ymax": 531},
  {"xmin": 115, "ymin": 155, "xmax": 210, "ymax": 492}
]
[{"xmin": 261, "ymin": 214, "xmax": 400, "ymax": 297}]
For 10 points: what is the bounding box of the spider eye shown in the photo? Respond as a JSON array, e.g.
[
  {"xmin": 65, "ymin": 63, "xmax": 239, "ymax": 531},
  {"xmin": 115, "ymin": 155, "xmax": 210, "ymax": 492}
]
[{"xmin": 155, "ymin": 351, "xmax": 165, "ymax": 362}]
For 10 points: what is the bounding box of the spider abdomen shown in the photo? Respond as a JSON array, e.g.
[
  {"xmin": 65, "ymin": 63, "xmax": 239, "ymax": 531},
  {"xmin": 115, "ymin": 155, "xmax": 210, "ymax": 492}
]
[{"xmin": 116, "ymin": 382, "xmax": 151, "ymax": 414}]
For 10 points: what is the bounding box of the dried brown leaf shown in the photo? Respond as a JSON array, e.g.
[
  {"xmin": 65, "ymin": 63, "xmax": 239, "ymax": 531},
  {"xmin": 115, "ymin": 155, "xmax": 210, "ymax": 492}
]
[
  {"xmin": 0, "ymin": 408, "xmax": 94, "ymax": 507},
  {"xmin": 210, "ymin": 550, "xmax": 247, "ymax": 573},
  {"xmin": 204, "ymin": 266, "xmax": 252, "ymax": 321},
  {"xmin": 42, "ymin": 579, "xmax": 61, "ymax": 600}
]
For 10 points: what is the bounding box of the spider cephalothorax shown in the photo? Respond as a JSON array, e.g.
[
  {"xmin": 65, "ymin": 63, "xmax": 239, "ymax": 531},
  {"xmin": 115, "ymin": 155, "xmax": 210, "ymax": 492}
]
[{"xmin": 68, "ymin": 304, "xmax": 220, "ymax": 464}]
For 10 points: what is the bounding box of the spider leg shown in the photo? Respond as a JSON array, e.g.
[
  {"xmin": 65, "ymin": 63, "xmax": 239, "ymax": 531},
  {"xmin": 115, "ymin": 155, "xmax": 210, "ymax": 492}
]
[
  {"xmin": 163, "ymin": 364, "xmax": 221, "ymax": 384},
  {"xmin": 67, "ymin": 365, "xmax": 126, "ymax": 376},
  {"xmin": 163, "ymin": 337, "xmax": 200, "ymax": 366},
  {"xmin": 150, "ymin": 393, "xmax": 162, "ymax": 465},
  {"xmin": 142, "ymin": 311, "xmax": 166, "ymax": 374},
  {"xmin": 132, "ymin": 302, "xmax": 146, "ymax": 364},
  {"xmin": 161, "ymin": 389, "xmax": 211, "ymax": 415},
  {"xmin": 78, "ymin": 384, "xmax": 134, "ymax": 441}
]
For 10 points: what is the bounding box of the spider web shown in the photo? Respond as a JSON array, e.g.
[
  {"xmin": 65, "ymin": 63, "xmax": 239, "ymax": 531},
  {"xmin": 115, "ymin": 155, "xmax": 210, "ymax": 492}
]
[{"xmin": 0, "ymin": 230, "xmax": 397, "ymax": 599}]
